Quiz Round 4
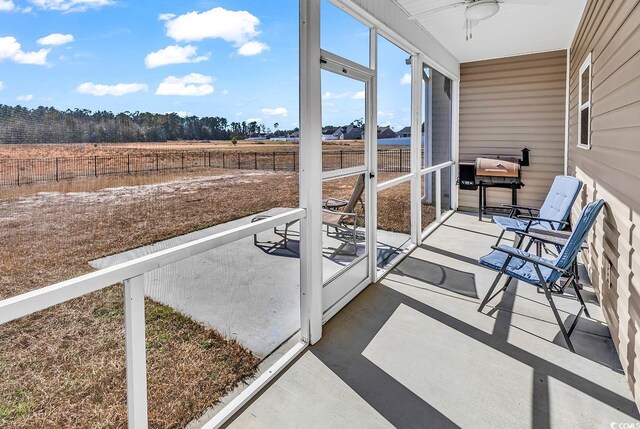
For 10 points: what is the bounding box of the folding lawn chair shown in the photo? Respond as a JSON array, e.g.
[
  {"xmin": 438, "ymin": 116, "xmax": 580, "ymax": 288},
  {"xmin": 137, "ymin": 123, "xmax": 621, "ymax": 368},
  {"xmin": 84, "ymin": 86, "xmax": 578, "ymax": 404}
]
[
  {"xmin": 493, "ymin": 175, "xmax": 583, "ymax": 246},
  {"xmin": 477, "ymin": 199, "xmax": 605, "ymax": 352}
]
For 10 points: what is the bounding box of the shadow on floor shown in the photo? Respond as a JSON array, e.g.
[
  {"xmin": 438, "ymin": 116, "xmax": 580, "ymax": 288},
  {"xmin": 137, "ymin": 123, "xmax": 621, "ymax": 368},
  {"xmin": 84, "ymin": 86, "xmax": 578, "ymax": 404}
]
[
  {"xmin": 310, "ymin": 284, "xmax": 639, "ymax": 429},
  {"xmin": 394, "ymin": 255, "xmax": 478, "ymax": 299}
]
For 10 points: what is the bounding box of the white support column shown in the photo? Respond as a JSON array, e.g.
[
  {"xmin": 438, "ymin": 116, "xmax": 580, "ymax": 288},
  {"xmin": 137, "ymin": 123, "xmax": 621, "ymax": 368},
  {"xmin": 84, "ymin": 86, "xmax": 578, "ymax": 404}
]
[
  {"xmin": 436, "ymin": 168, "xmax": 442, "ymax": 223},
  {"xmin": 410, "ymin": 53, "xmax": 423, "ymax": 245},
  {"xmin": 367, "ymin": 27, "xmax": 378, "ymax": 282},
  {"xmin": 124, "ymin": 275, "xmax": 148, "ymax": 429},
  {"xmin": 299, "ymin": 0, "xmax": 323, "ymax": 344},
  {"xmin": 451, "ymin": 78, "xmax": 460, "ymax": 211}
]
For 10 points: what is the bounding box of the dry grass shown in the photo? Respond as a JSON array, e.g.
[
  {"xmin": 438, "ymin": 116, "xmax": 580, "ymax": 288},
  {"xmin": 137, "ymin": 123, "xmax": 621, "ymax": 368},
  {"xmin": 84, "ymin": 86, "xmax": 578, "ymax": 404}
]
[
  {"xmin": 0, "ymin": 140, "xmax": 405, "ymax": 160},
  {"xmin": 0, "ymin": 169, "xmax": 297, "ymax": 428},
  {"xmin": 0, "ymin": 168, "xmax": 427, "ymax": 428}
]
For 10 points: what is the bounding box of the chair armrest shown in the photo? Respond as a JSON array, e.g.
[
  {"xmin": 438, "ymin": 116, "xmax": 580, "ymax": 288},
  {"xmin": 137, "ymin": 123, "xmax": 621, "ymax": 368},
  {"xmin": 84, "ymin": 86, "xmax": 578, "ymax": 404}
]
[
  {"xmin": 514, "ymin": 231, "xmax": 568, "ymax": 247},
  {"xmin": 490, "ymin": 245, "xmax": 570, "ymax": 275},
  {"xmin": 518, "ymin": 216, "xmax": 569, "ymax": 230}
]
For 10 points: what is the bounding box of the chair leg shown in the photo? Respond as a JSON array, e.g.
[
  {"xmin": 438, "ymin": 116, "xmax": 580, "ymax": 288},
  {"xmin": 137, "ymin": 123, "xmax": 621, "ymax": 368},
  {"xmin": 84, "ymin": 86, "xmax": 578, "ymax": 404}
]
[
  {"xmin": 495, "ymin": 230, "xmax": 506, "ymax": 246},
  {"xmin": 572, "ymin": 279, "xmax": 591, "ymax": 319},
  {"xmin": 479, "ymin": 256, "xmax": 512, "ymax": 312},
  {"xmin": 534, "ymin": 265, "xmax": 575, "ymax": 353}
]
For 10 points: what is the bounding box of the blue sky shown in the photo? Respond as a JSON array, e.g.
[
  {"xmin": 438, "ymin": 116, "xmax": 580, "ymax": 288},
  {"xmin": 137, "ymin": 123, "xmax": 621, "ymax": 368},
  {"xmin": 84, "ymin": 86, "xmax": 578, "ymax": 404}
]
[{"xmin": 0, "ymin": 0, "xmax": 412, "ymax": 130}]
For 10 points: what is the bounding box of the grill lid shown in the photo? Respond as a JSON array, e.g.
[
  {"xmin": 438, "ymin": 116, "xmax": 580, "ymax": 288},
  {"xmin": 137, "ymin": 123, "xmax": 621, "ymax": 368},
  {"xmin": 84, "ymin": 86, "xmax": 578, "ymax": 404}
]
[{"xmin": 476, "ymin": 158, "xmax": 520, "ymax": 178}]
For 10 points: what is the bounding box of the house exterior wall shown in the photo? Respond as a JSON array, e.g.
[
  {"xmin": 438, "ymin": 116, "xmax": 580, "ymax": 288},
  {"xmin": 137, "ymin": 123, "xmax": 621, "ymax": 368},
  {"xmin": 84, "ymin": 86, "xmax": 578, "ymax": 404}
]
[
  {"xmin": 458, "ymin": 51, "xmax": 567, "ymax": 210},
  {"xmin": 567, "ymin": 0, "xmax": 640, "ymax": 404}
]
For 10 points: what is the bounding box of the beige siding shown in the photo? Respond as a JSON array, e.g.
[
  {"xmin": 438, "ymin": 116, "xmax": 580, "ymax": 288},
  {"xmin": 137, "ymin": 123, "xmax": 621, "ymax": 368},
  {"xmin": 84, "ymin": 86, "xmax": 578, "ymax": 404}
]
[
  {"xmin": 568, "ymin": 0, "xmax": 640, "ymax": 405},
  {"xmin": 458, "ymin": 51, "xmax": 567, "ymax": 210}
]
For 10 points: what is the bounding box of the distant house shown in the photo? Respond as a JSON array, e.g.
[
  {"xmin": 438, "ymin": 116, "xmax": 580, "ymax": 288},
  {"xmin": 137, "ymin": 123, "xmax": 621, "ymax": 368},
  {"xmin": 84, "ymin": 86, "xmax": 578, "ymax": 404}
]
[
  {"xmin": 289, "ymin": 130, "xmax": 300, "ymax": 139},
  {"xmin": 343, "ymin": 125, "xmax": 364, "ymax": 140},
  {"xmin": 377, "ymin": 126, "xmax": 397, "ymax": 139},
  {"xmin": 397, "ymin": 126, "xmax": 411, "ymax": 138}
]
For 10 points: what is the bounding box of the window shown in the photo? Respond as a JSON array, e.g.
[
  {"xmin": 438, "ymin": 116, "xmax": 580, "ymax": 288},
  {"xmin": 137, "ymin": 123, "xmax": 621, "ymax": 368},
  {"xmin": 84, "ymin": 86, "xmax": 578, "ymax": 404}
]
[{"xmin": 578, "ymin": 53, "xmax": 592, "ymax": 149}]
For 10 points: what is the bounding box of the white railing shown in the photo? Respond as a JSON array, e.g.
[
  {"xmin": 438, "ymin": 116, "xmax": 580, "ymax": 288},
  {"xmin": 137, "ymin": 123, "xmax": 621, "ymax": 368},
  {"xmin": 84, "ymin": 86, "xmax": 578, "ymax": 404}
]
[{"xmin": 0, "ymin": 208, "xmax": 306, "ymax": 429}]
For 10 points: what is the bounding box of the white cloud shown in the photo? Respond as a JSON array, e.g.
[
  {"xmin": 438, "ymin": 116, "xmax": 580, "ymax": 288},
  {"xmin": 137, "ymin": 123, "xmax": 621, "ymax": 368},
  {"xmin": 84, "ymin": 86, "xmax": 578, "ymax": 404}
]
[
  {"xmin": 163, "ymin": 7, "xmax": 270, "ymax": 56},
  {"xmin": 29, "ymin": 0, "xmax": 114, "ymax": 12},
  {"xmin": 245, "ymin": 117, "xmax": 261, "ymax": 123},
  {"xmin": 37, "ymin": 33, "xmax": 74, "ymax": 46},
  {"xmin": 322, "ymin": 91, "xmax": 352, "ymax": 100},
  {"xmin": 156, "ymin": 73, "xmax": 214, "ymax": 96},
  {"xmin": 144, "ymin": 45, "xmax": 208, "ymax": 69},
  {"xmin": 261, "ymin": 107, "xmax": 288, "ymax": 117},
  {"xmin": 400, "ymin": 73, "xmax": 411, "ymax": 85},
  {"xmin": 0, "ymin": 81, "xmax": 3, "ymax": 90},
  {"xmin": 238, "ymin": 41, "xmax": 269, "ymax": 56},
  {"xmin": 0, "ymin": 0, "xmax": 15, "ymax": 11},
  {"xmin": 158, "ymin": 13, "xmax": 175, "ymax": 21},
  {"xmin": 166, "ymin": 111, "xmax": 190, "ymax": 118},
  {"xmin": 0, "ymin": 36, "xmax": 49, "ymax": 65},
  {"xmin": 222, "ymin": 89, "xmax": 229, "ymax": 95},
  {"xmin": 17, "ymin": 94, "xmax": 33, "ymax": 101},
  {"xmin": 76, "ymin": 82, "xmax": 148, "ymax": 96},
  {"xmin": 352, "ymin": 91, "xmax": 365, "ymax": 100}
]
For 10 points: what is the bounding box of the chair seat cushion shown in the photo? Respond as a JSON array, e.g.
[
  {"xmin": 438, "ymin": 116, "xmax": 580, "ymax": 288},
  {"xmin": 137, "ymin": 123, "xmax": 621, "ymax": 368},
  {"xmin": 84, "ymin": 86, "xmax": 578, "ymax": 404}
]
[
  {"xmin": 479, "ymin": 245, "xmax": 555, "ymax": 285},
  {"xmin": 493, "ymin": 215, "xmax": 541, "ymax": 232}
]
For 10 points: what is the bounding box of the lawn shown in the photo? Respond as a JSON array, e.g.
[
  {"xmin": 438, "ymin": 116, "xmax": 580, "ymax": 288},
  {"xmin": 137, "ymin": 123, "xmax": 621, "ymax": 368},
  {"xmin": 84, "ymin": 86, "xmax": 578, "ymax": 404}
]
[{"xmin": 0, "ymin": 168, "xmax": 434, "ymax": 427}]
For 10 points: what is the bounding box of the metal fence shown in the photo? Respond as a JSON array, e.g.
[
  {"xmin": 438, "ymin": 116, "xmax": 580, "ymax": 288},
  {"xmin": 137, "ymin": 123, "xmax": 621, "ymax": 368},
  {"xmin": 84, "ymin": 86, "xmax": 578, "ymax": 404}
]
[{"xmin": 0, "ymin": 148, "xmax": 411, "ymax": 187}]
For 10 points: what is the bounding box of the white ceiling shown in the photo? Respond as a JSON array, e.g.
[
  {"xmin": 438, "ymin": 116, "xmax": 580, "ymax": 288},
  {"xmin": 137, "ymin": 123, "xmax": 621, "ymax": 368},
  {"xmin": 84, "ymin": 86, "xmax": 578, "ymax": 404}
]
[{"xmin": 394, "ymin": 0, "xmax": 588, "ymax": 63}]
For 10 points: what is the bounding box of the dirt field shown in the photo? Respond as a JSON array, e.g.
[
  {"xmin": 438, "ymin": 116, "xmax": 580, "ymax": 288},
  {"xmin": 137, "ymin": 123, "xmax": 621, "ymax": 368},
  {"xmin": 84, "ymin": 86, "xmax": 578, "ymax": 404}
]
[
  {"xmin": 0, "ymin": 140, "xmax": 383, "ymax": 160},
  {"xmin": 0, "ymin": 169, "xmax": 432, "ymax": 427}
]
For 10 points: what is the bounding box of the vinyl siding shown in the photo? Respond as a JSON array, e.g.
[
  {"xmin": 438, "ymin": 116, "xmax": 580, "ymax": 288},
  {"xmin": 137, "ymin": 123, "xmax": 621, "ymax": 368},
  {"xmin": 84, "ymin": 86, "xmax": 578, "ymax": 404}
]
[
  {"xmin": 567, "ymin": 0, "xmax": 640, "ymax": 405},
  {"xmin": 458, "ymin": 51, "xmax": 567, "ymax": 211}
]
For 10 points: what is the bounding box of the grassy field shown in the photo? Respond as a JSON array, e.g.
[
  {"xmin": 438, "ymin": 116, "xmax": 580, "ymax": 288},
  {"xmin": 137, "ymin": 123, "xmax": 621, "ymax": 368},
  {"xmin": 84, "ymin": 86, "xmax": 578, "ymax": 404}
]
[
  {"xmin": 0, "ymin": 140, "xmax": 384, "ymax": 160},
  {"xmin": 0, "ymin": 159, "xmax": 433, "ymax": 427}
]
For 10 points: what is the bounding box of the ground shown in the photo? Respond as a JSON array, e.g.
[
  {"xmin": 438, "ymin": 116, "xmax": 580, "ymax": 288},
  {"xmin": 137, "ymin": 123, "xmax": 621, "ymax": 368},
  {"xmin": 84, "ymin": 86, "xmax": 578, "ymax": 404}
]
[{"xmin": 0, "ymin": 162, "xmax": 433, "ymax": 428}]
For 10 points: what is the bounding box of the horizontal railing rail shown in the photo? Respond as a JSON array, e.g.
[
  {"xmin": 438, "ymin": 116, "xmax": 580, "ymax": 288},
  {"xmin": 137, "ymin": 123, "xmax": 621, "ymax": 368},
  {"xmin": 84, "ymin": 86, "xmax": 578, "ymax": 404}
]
[{"xmin": 0, "ymin": 208, "xmax": 306, "ymax": 324}]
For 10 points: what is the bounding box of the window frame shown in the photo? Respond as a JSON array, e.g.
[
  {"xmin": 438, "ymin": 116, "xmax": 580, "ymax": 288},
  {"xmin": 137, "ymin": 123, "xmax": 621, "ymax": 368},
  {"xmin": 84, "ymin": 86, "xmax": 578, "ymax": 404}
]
[{"xmin": 578, "ymin": 52, "xmax": 592, "ymax": 150}]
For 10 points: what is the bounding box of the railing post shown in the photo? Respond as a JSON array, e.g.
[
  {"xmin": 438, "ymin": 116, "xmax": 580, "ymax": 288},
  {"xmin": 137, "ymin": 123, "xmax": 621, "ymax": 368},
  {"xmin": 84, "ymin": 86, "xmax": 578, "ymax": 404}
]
[
  {"xmin": 293, "ymin": 152, "xmax": 296, "ymax": 172},
  {"xmin": 340, "ymin": 150, "xmax": 343, "ymax": 169},
  {"xmin": 156, "ymin": 154, "xmax": 159, "ymax": 171},
  {"xmin": 55, "ymin": 158, "xmax": 59, "ymax": 182},
  {"xmin": 94, "ymin": 156, "xmax": 98, "ymax": 177},
  {"xmin": 208, "ymin": 152, "xmax": 211, "ymax": 167},
  {"xmin": 273, "ymin": 152, "xmax": 276, "ymax": 170},
  {"xmin": 124, "ymin": 275, "xmax": 148, "ymax": 429},
  {"xmin": 16, "ymin": 162, "xmax": 20, "ymax": 186}
]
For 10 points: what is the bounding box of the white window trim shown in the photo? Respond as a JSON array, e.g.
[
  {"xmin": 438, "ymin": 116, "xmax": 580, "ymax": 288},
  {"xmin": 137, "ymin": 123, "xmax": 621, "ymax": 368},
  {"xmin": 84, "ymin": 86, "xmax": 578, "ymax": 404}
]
[{"xmin": 578, "ymin": 52, "xmax": 592, "ymax": 150}]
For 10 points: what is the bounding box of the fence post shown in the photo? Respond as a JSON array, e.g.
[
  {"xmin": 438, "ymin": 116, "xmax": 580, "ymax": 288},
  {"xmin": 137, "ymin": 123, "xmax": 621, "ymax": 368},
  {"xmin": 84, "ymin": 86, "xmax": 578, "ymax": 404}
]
[
  {"xmin": 94, "ymin": 156, "xmax": 98, "ymax": 177},
  {"xmin": 237, "ymin": 152, "xmax": 241, "ymax": 169},
  {"xmin": 124, "ymin": 275, "xmax": 148, "ymax": 429},
  {"xmin": 156, "ymin": 154, "xmax": 159, "ymax": 171},
  {"xmin": 16, "ymin": 162, "xmax": 20, "ymax": 186},
  {"xmin": 293, "ymin": 152, "xmax": 296, "ymax": 172},
  {"xmin": 399, "ymin": 149, "xmax": 403, "ymax": 172},
  {"xmin": 273, "ymin": 152, "xmax": 276, "ymax": 170},
  {"xmin": 254, "ymin": 152, "xmax": 258, "ymax": 170},
  {"xmin": 222, "ymin": 152, "xmax": 226, "ymax": 169},
  {"xmin": 208, "ymin": 152, "xmax": 211, "ymax": 168},
  {"xmin": 340, "ymin": 150, "xmax": 343, "ymax": 169},
  {"xmin": 55, "ymin": 158, "xmax": 59, "ymax": 182},
  {"xmin": 127, "ymin": 155, "xmax": 131, "ymax": 175}
]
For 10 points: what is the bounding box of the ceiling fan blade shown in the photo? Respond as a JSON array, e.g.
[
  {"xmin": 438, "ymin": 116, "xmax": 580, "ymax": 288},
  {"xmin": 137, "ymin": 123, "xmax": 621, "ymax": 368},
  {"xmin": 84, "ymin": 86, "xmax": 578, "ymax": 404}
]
[
  {"xmin": 408, "ymin": 1, "xmax": 469, "ymax": 20},
  {"xmin": 503, "ymin": 0, "xmax": 555, "ymax": 4}
]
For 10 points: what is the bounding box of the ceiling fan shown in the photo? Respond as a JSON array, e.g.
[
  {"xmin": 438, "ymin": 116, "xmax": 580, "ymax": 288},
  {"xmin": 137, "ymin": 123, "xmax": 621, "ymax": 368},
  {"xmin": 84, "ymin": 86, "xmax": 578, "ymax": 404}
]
[{"xmin": 408, "ymin": 0, "xmax": 526, "ymax": 40}]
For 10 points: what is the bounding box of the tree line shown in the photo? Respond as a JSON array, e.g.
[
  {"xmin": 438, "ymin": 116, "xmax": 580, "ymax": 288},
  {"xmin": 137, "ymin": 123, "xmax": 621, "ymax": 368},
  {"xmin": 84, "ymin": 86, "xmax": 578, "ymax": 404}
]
[{"xmin": 0, "ymin": 104, "xmax": 295, "ymax": 144}]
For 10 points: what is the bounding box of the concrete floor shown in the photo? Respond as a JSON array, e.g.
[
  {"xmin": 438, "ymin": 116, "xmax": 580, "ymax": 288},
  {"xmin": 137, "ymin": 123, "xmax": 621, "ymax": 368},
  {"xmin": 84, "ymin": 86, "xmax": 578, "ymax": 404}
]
[
  {"xmin": 91, "ymin": 210, "xmax": 410, "ymax": 358},
  {"xmin": 226, "ymin": 212, "xmax": 639, "ymax": 428}
]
